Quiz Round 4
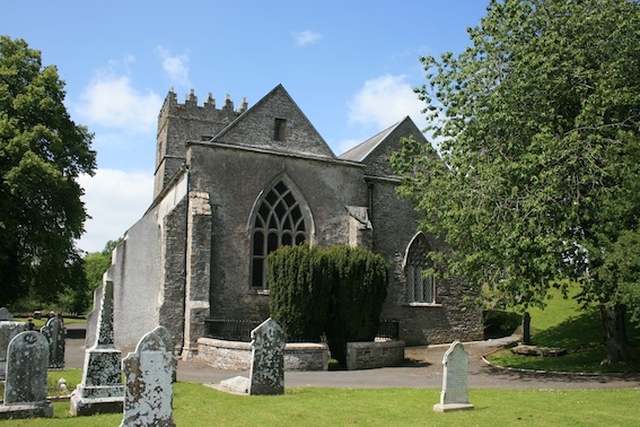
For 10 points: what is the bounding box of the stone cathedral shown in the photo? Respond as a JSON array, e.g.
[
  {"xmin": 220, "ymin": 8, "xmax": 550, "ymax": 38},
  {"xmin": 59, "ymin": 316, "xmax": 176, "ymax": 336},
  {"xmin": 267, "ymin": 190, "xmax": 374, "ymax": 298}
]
[{"xmin": 108, "ymin": 84, "xmax": 483, "ymax": 357}]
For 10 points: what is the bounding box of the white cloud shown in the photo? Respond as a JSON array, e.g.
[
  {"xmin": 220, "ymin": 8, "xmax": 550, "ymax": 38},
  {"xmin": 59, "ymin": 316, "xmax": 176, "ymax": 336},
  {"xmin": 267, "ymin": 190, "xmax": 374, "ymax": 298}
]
[
  {"xmin": 75, "ymin": 72, "xmax": 162, "ymax": 134},
  {"xmin": 348, "ymin": 74, "xmax": 424, "ymax": 130},
  {"xmin": 156, "ymin": 46, "xmax": 191, "ymax": 87},
  {"xmin": 76, "ymin": 169, "xmax": 154, "ymax": 254},
  {"xmin": 292, "ymin": 30, "xmax": 322, "ymax": 46}
]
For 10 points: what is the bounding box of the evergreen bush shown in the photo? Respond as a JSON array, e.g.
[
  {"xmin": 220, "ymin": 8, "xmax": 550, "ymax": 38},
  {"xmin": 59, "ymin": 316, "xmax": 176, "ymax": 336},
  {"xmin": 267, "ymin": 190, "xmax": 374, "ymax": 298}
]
[{"xmin": 268, "ymin": 244, "xmax": 388, "ymax": 365}]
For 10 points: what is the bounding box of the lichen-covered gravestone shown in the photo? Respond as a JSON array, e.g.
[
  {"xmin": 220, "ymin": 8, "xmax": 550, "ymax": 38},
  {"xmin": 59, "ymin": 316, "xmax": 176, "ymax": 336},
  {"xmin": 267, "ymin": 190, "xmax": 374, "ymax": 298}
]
[
  {"xmin": 152, "ymin": 325, "xmax": 177, "ymax": 383},
  {"xmin": 70, "ymin": 279, "xmax": 124, "ymax": 416},
  {"xmin": 433, "ymin": 340, "xmax": 475, "ymax": 412},
  {"xmin": 120, "ymin": 327, "xmax": 176, "ymax": 427},
  {"xmin": 41, "ymin": 316, "xmax": 66, "ymax": 369},
  {"xmin": 249, "ymin": 317, "xmax": 286, "ymax": 395},
  {"xmin": 0, "ymin": 331, "xmax": 53, "ymax": 419},
  {"xmin": 0, "ymin": 307, "xmax": 27, "ymax": 381}
]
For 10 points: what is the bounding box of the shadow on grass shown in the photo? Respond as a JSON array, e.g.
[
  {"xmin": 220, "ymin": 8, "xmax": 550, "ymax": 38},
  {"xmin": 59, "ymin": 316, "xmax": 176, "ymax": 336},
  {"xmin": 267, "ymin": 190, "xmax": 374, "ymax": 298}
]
[{"xmin": 488, "ymin": 308, "xmax": 640, "ymax": 373}]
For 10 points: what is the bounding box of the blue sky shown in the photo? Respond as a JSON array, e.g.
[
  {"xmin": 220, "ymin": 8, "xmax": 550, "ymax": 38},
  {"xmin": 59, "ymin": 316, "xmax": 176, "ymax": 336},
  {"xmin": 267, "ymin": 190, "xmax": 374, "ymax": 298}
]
[{"xmin": 1, "ymin": 1, "xmax": 490, "ymax": 253}]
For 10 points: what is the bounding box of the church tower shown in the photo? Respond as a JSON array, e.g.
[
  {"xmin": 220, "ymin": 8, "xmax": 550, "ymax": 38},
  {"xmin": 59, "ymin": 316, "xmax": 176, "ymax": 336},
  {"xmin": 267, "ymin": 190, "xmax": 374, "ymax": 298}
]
[{"xmin": 153, "ymin": 88, "xmax": 248, "ymax": 198}]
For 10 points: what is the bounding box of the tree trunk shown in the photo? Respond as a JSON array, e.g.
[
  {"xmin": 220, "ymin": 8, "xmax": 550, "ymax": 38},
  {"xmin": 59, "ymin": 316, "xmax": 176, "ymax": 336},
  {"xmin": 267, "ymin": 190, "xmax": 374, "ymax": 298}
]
[{"xmin": 599, "ymin": 304, "xmax": 630, "ymax": 364}]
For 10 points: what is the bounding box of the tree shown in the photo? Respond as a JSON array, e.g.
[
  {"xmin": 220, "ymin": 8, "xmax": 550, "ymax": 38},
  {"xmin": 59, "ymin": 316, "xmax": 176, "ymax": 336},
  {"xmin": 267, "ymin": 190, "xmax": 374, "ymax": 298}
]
[
  {"xmin": 390, "ymin": 0, "xmax": 640, "ymax": 363},
  {"xmin": 0, "ymin": 36, "xmax": 96, "ymax": 307}
]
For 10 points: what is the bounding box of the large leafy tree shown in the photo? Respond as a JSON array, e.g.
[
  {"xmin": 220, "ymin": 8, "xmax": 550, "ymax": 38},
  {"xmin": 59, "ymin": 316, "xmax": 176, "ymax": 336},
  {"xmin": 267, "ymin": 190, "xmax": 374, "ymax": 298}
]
[
  {"xmin": 0, "ymin": 36, "xmax": 96, "ymax": 307},
  {"xmin": 390, "ymin": 0, "xmax": 640, "ymax": 363}
]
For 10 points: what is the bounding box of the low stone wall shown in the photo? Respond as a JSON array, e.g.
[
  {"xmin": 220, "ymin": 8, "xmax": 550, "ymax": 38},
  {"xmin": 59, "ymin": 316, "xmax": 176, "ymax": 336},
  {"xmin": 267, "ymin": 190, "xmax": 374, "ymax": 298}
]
[
  {"xmin": 346, "ymin": 340, "xmax": 405, "ymax": 370},
  {"xmin": 197, "ymin": 338, "xmax": 329, "ymax": 371}
]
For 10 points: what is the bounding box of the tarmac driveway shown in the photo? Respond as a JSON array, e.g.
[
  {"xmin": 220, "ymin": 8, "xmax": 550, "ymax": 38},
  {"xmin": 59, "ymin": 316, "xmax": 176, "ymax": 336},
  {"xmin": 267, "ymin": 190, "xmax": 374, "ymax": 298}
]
[{"xmin": 64, "ymin": 324, "xmax": 640, "ymax": 390}]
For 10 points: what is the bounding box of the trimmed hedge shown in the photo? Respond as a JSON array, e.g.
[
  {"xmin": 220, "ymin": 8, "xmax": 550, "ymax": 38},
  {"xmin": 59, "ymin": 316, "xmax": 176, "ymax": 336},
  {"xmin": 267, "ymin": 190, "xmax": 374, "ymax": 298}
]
[{"xmin": 268, "ymin": 244, "xmax": 389, "ymax": 365}]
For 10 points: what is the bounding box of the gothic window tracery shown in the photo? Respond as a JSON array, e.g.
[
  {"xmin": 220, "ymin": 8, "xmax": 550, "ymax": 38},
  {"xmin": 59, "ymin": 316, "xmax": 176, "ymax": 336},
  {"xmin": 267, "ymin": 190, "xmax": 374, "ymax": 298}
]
[
  {"xmin": 404, "ymin": 233, "xmax": 436, "ymax": 304},
  {"xmin": 251, "ymin": 180, "xmax": 307, "ymax": 289}
]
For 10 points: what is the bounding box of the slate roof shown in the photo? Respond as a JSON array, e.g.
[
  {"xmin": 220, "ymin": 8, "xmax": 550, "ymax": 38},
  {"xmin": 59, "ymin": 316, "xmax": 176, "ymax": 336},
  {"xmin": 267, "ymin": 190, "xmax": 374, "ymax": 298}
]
[{"xmin": 338, "ymin": 119, "xmax": 406, "ymax": 162}]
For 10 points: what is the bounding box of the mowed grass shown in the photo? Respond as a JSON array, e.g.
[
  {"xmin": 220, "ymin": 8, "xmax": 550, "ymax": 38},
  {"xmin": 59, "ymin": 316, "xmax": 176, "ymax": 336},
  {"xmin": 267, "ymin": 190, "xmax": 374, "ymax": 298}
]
[
  {"xmin": 1, "ymin": 383, "xmax": 639, "ymax": 426},
  {"xmin": 487, "ymin": 283, "xmax": 640, "ymax": 373}
]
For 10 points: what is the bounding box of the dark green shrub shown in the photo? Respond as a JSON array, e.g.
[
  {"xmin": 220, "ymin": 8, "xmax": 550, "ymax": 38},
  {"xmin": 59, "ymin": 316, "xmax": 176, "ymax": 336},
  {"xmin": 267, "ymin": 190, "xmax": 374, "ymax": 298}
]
[
  {"xmin": 483, "ymin": 310, "xmax": 522, "ymax": 339},
  {"xmin": 267, "ymin": 244, "xmax": 330, "ymax": 342},
  {"xmin": 325, "ymin": 246, "xmax": 388, "ymax": 364},
  {"xmin": 268, "ymin": 244, "xmax": 389, "ymax": 366}
]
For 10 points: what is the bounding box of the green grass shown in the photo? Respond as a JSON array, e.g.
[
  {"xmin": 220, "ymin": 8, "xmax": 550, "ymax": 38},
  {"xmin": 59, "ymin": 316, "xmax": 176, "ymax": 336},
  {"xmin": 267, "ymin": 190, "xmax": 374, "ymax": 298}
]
[
  {"xmin": 1, "ymin": 385, "xmax": 639, "ymax": 426},
  {"xmin": 487, "ymin": 284, "xmax": 640, "ymax": 373},
  {"xmin": 14, "ymin": 317, "xmax": 86, "ymax": 329}
]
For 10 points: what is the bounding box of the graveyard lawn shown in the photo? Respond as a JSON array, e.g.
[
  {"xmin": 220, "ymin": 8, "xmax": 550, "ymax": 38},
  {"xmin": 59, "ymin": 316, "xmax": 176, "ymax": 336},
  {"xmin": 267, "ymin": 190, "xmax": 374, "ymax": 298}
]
[
  {"xmin": 0, "ymin": 385, "xmax": 638, "ymax": 426},
  {"xmin": 486, "ymin": 284, "xmax": 640, "ymax": 373}
]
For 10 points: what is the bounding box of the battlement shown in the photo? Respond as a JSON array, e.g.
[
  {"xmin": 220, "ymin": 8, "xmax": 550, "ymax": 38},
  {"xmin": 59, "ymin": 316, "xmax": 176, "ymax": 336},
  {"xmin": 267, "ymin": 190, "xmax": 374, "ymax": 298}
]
[
  {"xmin": 155, "ymin": 88, "xmax": 249, "ymax": 198},
  {"xmin": 159, "ymin": 88, "xmax": 248, "ymax": 120}
]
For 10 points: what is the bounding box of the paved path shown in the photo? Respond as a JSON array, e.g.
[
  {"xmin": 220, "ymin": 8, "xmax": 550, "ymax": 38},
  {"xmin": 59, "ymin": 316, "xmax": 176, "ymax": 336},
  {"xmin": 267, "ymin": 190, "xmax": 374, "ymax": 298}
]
[{"xmin": 65, "ymin": 324, "xmax": 640, "ymax": 390}]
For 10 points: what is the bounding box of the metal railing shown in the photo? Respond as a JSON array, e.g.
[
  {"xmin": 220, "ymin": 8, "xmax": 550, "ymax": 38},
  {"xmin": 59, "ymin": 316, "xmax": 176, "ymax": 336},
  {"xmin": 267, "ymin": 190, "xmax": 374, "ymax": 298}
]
[{"xmin": 204, "ymin": 318, "xmax": 400, "ymax": 342}]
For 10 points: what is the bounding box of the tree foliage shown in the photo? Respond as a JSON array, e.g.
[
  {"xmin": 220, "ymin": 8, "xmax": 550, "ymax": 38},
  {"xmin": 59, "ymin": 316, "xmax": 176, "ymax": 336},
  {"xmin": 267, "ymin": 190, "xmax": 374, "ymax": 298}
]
[
  {"xmin": 0, "ymin": 36, "xmax": 96, "ymax": 307},
  {"xmin": 390, "ymin": 0, "xmax": 640, "ymax": 363},
  {"xmin": 268, "ymin": 244, "xmax": 388, "ymax": 365}
]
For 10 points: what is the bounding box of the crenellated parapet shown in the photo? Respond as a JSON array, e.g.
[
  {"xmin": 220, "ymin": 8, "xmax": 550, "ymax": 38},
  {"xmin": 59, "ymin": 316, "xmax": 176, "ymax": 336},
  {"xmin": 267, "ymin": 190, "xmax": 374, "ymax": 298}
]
[{"xmin": 154, "ymin": 88, "xmax": 249, "ymax": 198}]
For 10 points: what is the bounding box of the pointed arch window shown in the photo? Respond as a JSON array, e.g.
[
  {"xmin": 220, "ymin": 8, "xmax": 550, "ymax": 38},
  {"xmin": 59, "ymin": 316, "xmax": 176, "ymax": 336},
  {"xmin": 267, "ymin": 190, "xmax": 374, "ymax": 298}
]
[
  {"xmin": 404, "ymin": 233, "xmax": 436, "ymax": 304},
  {"xmin": 251, "ymin": 180, "xmax": 307, "ymax": 290}
]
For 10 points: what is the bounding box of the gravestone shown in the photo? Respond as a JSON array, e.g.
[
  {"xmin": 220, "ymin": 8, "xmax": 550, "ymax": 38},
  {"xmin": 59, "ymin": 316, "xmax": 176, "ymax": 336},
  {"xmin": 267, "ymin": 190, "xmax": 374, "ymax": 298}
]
[
  {"xmin": 0, "ymin": 307, "xmax": 13, "ymax": 320},
  {"xmin": 120, "ymin": 328, "xmax": 176, "ymax": 427},
  {"xmin": 152, "ymin": 325, "xmax": 177, "ymax": 383},
  {"xmin": 41, "ymin": 316, "xmax": 66, "ymax": 369},
  {"xmin": 70, "ymin": 279, "xmax": 124, "ymax": 416},
  {"xmin": 433, "ymin": 340, "xmax": 475, "ymax": 412},
  {"xmin": 214, "ymin": 318, "xmax": 286, "ymax": 395},
  {"xmin": 249, "ymin": 317, "xmax": 286, "ymax": 395},
  {"xmin": 0, "ymin": 308, "xmax": 27, "ymax": 381},
  {"xmin": 0, "ymin": 331, "xmax": 53, "ymax": 419}
]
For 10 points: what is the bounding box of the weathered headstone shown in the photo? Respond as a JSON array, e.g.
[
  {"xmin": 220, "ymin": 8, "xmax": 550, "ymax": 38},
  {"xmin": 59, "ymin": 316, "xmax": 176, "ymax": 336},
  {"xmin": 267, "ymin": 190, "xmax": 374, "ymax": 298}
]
[
  {"xmin": 41, "ymin": 316, "xmax": 66, "ymax": 369},
  {"xmin": 120, "ymin": 328, "xmax": 176, "ymax": 427},
  {"xmin": 0, "ymin": 308, "xmax": 27, "ymax": 381},
  {"xmin": 214, "ymin": 318, "xmax": 286, "ymax": 395},
  {"xmin": 433, "ymin": 340, "xmax": 475, "ymax": 412},
  {"xmin": 0, "ymin": 306, "xmax": 13, "ymax": 321},
  {"xmin": 0, "ymin": 331, "xmax": 53, "ymax": 419},
  {"xmin": 152, "ymin": 325, "xmax": 177, "ymax": 383},
  {"xmin": 249, "ymin": 317, "xmax": 286, "ymax": 395},
  {"xmin": 70, "ymin": 279, "xmax": 124, "ymax": 416}
]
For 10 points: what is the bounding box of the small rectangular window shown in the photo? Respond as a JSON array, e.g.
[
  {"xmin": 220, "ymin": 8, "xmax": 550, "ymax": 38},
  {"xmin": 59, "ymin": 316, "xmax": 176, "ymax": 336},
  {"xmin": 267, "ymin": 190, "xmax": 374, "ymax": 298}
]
[{"xmin": 274, "ymin": 118, "xmax": 287, "ymax": 141}]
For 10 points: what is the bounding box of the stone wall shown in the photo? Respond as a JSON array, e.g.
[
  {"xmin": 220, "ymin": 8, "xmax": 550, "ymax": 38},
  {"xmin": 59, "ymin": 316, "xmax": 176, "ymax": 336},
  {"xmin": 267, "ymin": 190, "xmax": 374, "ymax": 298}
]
[
  {"xmin": 345, "ymin": 340, "xmax": 405, "ymax": 370},
  {"xmin": 196, "ymin": 338, "xmax": 329, "ymax": 371}
]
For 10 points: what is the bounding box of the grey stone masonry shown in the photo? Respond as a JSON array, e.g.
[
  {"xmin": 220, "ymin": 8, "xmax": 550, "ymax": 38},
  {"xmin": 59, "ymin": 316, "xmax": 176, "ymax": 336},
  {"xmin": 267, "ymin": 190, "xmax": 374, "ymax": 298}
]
[
  {"xmin": 0, "ymin": 331, "xmax": 53, "ymax": 419},
  {"xmin": 41, "ymin": 316, "xmax": 65, "ymax": 369},
  {"xmin": 70, "ymin": 279, "xmax": 124, "ymax": 416},
  {"xmin": 249, "ymin": 318, "xmax": 286, "ymax": 395},
  {"xmin": 433, "ymin": 341, "xmax": 475, "ymax": 412},
  {"xmin": 121, "ymin": 328, "xmax": 176, "ymax": 427}
]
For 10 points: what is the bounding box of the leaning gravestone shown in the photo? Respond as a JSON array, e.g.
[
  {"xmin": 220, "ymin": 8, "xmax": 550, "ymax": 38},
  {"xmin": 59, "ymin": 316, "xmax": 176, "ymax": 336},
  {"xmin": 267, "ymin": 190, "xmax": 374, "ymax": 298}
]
[
  {"xmin": 249, "ymin": 317, "xmax": 286, "ymax": 395},
  {"xmin": 41, "ymin": 316, "xmax": 66, "ymax": 369},
  {"xmin": 0, "ymin": 331, "xmax": 53, "ymax": 419},
  {"xmin": 120, "ymin": 327, "xmax": 176, "ymax": 427},
  {"xmin": 0, "ymin": 308, "xmax": 27, "ymax": 381},
  {"xmin": 433, "ymin": 340, "xmax": 475, "ymax": 412},
  {"xmin": 70, "ymin": 279, "xmax": 124, "ymax": 416}
]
